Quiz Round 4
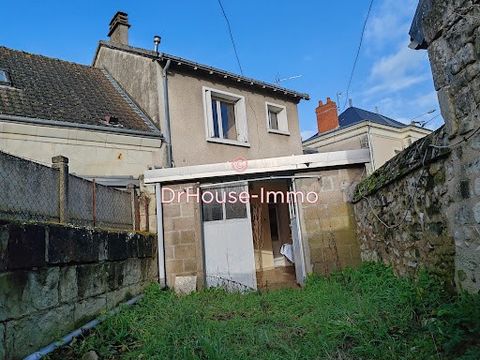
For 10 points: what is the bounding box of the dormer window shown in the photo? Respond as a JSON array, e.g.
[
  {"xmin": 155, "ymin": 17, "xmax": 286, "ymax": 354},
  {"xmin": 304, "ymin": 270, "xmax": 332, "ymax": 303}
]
[{"xmin": 0, "ymin": 69, "xmax": 11, "ymax": 86}]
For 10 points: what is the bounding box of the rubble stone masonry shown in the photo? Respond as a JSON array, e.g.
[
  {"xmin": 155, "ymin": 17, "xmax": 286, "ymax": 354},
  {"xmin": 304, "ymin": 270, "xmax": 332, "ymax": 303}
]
[{"xmin": 354, "ymin": 0, "xmax": 480, "ymax": 292}]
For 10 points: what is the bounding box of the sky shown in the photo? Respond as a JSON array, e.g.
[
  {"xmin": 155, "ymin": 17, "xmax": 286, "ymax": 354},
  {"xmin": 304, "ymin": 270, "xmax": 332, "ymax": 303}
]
[{"xmin": 0, "ymin": 0, "xmax": 442, "ymax": 139}]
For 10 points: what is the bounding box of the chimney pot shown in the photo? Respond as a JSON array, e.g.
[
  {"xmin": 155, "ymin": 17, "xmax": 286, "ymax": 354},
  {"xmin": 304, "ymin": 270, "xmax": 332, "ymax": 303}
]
[
  {"xmin": 108, "ymin": 11, "xmax": 130, "ymax": 45},
  {"xmin": 315, "ymin": 97, "xmax": 339, "ymax": 134}
]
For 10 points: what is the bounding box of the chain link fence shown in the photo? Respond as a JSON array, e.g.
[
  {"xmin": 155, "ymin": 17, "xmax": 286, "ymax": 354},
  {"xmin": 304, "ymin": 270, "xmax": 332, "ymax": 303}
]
[{"xmin": 0, "ymin": 151, "xmax": 138, "ymax": 230}]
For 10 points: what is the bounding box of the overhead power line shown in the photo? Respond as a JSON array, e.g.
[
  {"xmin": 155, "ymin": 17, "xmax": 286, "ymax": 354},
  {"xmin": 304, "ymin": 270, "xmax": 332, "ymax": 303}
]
[
  {"xmin": 217, "ymin": 0, "xmax": 244, "ymax": 75},
  {"xmin": 343, "ymin": 0, "xmax": 375, "ymax": 110}
]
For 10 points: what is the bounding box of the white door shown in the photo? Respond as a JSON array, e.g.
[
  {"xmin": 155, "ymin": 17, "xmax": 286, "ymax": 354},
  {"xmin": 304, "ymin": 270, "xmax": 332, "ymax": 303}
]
[
  {"xmin": 289, "ymin": 180, "xmax": 307, "ymax": 285},
  {"xmin": 202, "ymin": 184, "xmax": 257, "ymax": 291}
]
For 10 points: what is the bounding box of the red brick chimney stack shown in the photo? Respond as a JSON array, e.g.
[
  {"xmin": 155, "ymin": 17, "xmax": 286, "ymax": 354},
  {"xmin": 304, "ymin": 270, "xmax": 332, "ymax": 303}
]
[{"xmin": 315, "ymin": 97, "xmax": 339, "ymax": 134}]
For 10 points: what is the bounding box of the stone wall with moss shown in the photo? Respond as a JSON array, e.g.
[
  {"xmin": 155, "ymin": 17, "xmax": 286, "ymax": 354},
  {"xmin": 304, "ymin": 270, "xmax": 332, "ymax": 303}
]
[
  {"xmin": 353, "ymin": 127, "xmax": 456, "ymax": 285},
  {"xmin": 0, "ymin": 221, "xmax": 157, "ymax": 359}
]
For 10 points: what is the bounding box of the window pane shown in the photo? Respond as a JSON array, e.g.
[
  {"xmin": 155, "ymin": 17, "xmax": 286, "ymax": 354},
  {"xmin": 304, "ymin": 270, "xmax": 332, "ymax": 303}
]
[
  {"xmin": 225, "ymin": 185, "xmax": 247, "ymax": 219},
  {"xmin": 211, "ymin": 99, "xmax": 220, "ymax": 138},
  {"xmin": 221, "ymin": 101, "xmax": 237, "ymax": 140},
  {"xmin": 202, "ymin": 188, "xmax": 223, "ymax": 221},
  {"xmin": 225, "ymin": 201, "xmax": 247, "ymax": 219},
  {"xmin": 269, "ymin": 110, "xmax": 279, "ymax": 130}
]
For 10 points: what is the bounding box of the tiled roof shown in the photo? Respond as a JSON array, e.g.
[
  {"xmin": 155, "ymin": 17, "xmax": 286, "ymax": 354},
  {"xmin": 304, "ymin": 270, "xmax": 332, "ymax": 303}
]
[
  {"xmin": 304, "ymin": 106, "xmax": 408, "ymax": 142},
  {"xmin": 0, "ymin": 46, "xmax": 160, "ymax": 136},
  {"xmin": 95, "ymin": 41, "xmax": 310, "ymax": 101}
]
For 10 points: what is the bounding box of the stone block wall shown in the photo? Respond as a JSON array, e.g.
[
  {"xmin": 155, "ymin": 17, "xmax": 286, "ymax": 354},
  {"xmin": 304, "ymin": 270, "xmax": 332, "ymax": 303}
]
[
  {"xmin": 296, "ymin": 166, "xmax": 365, "ymax": 275},
  {"xmin": 0, "ymin": 221, "xmax": 157, "ymax": 359},
  {"xmin": 419, "ymin": 0, "xmax": 480, "ymax": 292},
  {"xmin": 162, "ymin": 183, "xmax": 204, "ymax": 289},
  {"xmin": 353, "ymin": 127, "xmax": 456, "ymax": 284}
]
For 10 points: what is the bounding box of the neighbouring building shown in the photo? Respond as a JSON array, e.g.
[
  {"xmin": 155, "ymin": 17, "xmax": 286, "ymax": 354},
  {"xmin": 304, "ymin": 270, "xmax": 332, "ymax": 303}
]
[
  {"xmin": 0, "ymin": 46, "xmax": 163, "ymax": 183},
  {"xmin": 303, "ymin": 98, "xmax": 432, "ymax": 172}
]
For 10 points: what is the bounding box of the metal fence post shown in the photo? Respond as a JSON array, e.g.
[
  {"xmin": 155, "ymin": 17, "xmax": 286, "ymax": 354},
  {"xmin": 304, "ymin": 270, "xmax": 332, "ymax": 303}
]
[
  {"xmin": 52, "ymin": 155, "xmax": 69, "ymax": 223},
  {"xmin": 127, "ymin": 183, "xmax": 137, "ymax": 231}
]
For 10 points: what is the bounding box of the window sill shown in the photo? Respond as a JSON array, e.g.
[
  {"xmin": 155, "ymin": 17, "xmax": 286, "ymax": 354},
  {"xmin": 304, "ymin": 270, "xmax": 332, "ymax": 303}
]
[
  {"xmin": 268, "ymin": 129, "xmax": 290, "ymax": 136},
  {"xmin": 207, "ymin": 137, "xmax": 251, "ymax": 148}
]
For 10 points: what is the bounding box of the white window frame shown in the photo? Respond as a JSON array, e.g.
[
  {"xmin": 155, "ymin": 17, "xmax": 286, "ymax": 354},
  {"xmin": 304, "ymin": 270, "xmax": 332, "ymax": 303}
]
[
  {"xmin": 265, "ymin": 102, "xmax": 289, "ymax": 135},
  {"xmin": 202, "ymin": 86, "xmax": 250, "ymax": 147}
]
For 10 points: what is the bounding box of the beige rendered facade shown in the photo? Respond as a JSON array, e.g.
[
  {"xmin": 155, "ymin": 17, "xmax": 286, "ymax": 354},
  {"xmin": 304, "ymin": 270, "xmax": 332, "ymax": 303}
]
[
  {"xmin": 303, "ymin": 121, "xmax": 432, "ymax": 173},
  {"xmin": 93, "ymin": 42, "xmax": 307, "ymax": 168},
  {"xmin": 0, "ymin": 120, "xmax": 163, "ymax": 178}
]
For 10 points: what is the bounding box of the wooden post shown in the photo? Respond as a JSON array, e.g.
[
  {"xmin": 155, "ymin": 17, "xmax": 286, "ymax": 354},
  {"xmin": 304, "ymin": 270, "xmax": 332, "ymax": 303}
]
[{"xmin": 52, "ymin": 155, "xmax": 69, "ymax": 223}]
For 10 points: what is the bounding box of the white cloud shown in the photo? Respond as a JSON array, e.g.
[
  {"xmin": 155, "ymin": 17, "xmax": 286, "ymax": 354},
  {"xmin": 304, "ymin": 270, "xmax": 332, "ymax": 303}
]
[
  {"xmin": 364, "ymin": 43, "xmax": 428, "ymax": 97},
  {"xmin": 365, "ymin": 0, "xmax": 417, "ymax": 46}
]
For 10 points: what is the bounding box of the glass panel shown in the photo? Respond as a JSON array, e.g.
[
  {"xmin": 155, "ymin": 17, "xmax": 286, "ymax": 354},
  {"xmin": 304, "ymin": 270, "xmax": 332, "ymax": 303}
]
[
  {"xmin": 221, "ymin": 101, "xmax": 237, "ymax": 140},
  {"xmin": 202, "ymin": 188, "xmax": 223, "ymax": 221},
  {"xmin": 269, "ymin": 109, "xmax": 279, "ymax": 130},
  {"xmin": 211, "ymin": 99, "xmax": 220, "ymax": 138},
  {"xmin": 225, "ymin": 185, "xmax": 247, "ymax": 219}
]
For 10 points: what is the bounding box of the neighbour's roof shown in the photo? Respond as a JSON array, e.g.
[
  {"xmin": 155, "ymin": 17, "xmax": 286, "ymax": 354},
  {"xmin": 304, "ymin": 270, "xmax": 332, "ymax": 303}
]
[
  {"xmin": 304, "ymin": 106, "xmax": 409, "ymax": 142},
  {"xmin": 0, "ymin": 46, "xmax": 161, "ymax": 136},
  {"xmin": 94, "ymin": 41, "xmax": 310, "ymax": 102}
]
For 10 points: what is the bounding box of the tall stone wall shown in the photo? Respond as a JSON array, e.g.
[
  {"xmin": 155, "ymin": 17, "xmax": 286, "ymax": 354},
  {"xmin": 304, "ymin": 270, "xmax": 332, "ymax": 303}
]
[
  {"xmin": 420, "ymin": 0, "xmax": 480, "ymax": 292},
  {"xmin": 353, "ymin": 1, "xmax": 480, "ymax": 293},
  {"xmin": 353, "ymin": 128, "xmax": 455, "ymax": 285},
  {"xmin": 0, "ymin": 221, "xmax": 157, "ymax": 359}
]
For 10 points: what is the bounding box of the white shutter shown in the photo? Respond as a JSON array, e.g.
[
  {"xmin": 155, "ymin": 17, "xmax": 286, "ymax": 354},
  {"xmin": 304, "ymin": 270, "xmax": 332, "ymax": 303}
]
[
  {"xmin": 279, "ymin": 109, "xmax": 289, "ymax": 132},
  {"xmin": 235, "ymin": 98, "xmax": 248, "ymax": 143},
  {"xmin": 204, "ymin": 90, "xmax": 214, "ymax": 138}
]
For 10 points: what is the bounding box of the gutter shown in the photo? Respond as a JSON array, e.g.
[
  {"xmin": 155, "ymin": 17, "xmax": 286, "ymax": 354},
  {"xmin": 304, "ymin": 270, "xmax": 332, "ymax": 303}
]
[
  {"xmin": 24, "ymin": 295, "xmax": 143, "ymax": 360},
  {"xmin": 0, "ymin": 114, "xmax": 163, "ymax": 139}
]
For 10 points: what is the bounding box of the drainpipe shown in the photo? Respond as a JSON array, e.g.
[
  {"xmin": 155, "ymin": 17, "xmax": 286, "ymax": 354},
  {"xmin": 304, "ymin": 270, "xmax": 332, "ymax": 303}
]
[
  {"xmin": 24, "ymin": 295, "xmax": 143, "ymax": 360},
  {"xmin": 367, "ymin": 123, "xmax": 376, "ymax": 173},
  {"xmin": 159, "ymin": 58, "xmax": 173, "ymax": 168}
]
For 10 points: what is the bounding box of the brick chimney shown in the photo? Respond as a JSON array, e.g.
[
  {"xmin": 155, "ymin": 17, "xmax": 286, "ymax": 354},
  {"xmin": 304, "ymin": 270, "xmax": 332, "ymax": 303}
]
[
  {"xmin": 108, "ymin": 11, "xmax": 130, "ymax": 45},
  {"xmin": 315, "ymin": 97, "xmax": 339, "ymax": 133}
]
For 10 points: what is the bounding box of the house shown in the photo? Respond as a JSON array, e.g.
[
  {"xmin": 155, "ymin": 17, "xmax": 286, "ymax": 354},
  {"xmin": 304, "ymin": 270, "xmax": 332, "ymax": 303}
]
[
  {"xmin": 0, "ymin": 46, "xmax": 163, "ymax": 183},
  {"xmin": 303, "ymin": 98, "xmax": 432, "ymax": 172},
  {"xmin": 88, "ymin": 12, "xmax": 372, "ymax": 290},
  {"xmin": 92, "ymin": 12, "xmax": 309, "ymax": 168}
]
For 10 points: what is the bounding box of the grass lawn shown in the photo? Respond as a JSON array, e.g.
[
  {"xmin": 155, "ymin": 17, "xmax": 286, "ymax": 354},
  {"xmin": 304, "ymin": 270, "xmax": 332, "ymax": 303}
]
[{"xmin": 49, "ymin": 263, "xmax": 480, "ymax": 359}]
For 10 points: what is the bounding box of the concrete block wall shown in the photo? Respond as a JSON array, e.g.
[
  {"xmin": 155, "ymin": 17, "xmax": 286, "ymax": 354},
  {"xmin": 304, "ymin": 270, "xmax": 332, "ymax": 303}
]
[
  {"xmin": 162, "ymin": 183, "xmax": 204, "ymax": 289},
  {"xmin": 296, "ymin": 167, "xmax": 365, "ymax": 275},
  {"xmin": 0, "ymin": 221, "xmax": 157, "ymax": 359}
]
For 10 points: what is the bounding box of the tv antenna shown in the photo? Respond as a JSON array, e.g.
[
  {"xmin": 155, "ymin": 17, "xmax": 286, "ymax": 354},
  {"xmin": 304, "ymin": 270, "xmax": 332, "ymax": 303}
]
[{"xmin": 274, "ymin": 73, "xmax": 303, "ymax": 84}]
